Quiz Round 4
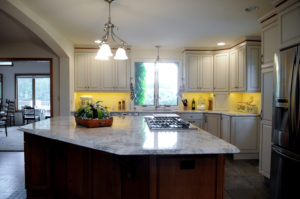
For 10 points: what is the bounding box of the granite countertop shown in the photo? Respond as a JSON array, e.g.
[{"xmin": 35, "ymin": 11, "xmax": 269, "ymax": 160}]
[
  {"xmin": 19, "ymin": 116, "xmax": 240, "ymax": 156},
  {"xmin": 110, "ymin": 110, "xmax": 259, "ymax": 116}
]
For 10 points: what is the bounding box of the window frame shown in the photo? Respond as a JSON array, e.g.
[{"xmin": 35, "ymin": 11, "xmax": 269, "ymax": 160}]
[
  {"xmin": 15, "ymin": 74, "xmax": 50, "ymax": 112},
  {"xmin": 0, "ymin": 74, "xmax": 3, "ymax": 101},
  {"xmin": 131, "ymin": 58, "xmax": 182, "ymax": 111}
]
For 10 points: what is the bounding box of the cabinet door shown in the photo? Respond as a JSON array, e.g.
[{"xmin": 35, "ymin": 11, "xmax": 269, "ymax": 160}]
[
  {"xmin": 231, "ymin": 117, "xmax": 259, "ymax": 153},
  {"xmin": 229, "ymin": 49, "xmax": 238, "ymax": 91},
  {"xmin": 115, "ymin": 60, "xmax": 129, "ymax": 91},
  {"xmin": 221, "ymin": 115, "xmax": 231, "ymax": 143},
  {"xmin": 204, "ymin": 114, "xmax": 221, "ymax": 137},
  {"xmin": 214, "ymin": 53, "xmax": 229, "ymax": 92},
  {"xmin": 237, "ymin": 46, "xmax": 246, "ymax": 90},
  {"xmin": 186, "ymin": 54, "xmax": 199, "ymax": 91},
  {"xmin": 259, "ymin": 120, "xmax": 272, "ymax": 178},
  {"xmin": 200, "ymin": 55, "xmax": 214, "ymax": 91},
  {"xmin": 246, "ymin": 46, "xmax": 261, "ymax": 92},
  {"xmin": 262, "ymin": 21, "xmax": 279, "ymax": 64},
  {"xmin": 261, "ymin": 67, "xmax": 273, "ymax": 121},
  {"xmin": 279, "ymin": 3, "xmax": 300, "ymax": 48},
  {"xmin": 88, "ymin": 54, "xmax": 101, "ymax": 90},
  {"xmin": 75, "ymin": 53, "xmax": 89, "ymax": 91},
  {"xmin": 102, "ymin": 60, "xmax": 115, "ymax": 90}
]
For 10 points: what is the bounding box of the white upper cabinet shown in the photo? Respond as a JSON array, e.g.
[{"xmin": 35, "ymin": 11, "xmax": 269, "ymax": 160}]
[
  {"xmin": 200, "ymin": 55, "xmax": 214, "ymax": 91},
  {"xmin": 114, "ymin": 60, "xmax": 130, "ymax": 90},
  {"xmin": 75, "ymin": 53, "xmax": 101, "ymax": 91},
  {"xmin": 185, "ymin": 53, "xmax": 213, "ymax": 92},
  {"xmin": 102, "ymin": 59, "xmax": 115, "ymax": 90},
  {"xmin": 229, "ymin": 49, "xmax": 239, "ymax": 91},
  {"xmin": 185, "ymin": 54, "xmax": 199, "ymax": 91},
  {"xmin": 213, "ymin": 52, "xmax": 229, "ymax": 92},
  {"xmin": 279, "ymin": 2, "xmax": 300, "ymax": 48},
  {"xmin": 261, "ymin": 19, "xmax": 279, "ymax": 65},
  {"xmin": 229, "ymin": 43, "xmax": 261, "ymax": 92},
  {"xmin": 75, "ymin": 53, "xmax": 89, "ymax": 91},
  {"xmin": 101, "ymin": 59, "xmax": 130, "ymax": 91},
  {"xmin": 75, "ymin": 52, "xmax": 130, "ymax": 92},
  {"xmin": 246, "ymin": 45, "xmax": 261, "ymax": 92},
  {"xmin": 88, "ymin": 54, "xmax": 102, "ymax": 90}
]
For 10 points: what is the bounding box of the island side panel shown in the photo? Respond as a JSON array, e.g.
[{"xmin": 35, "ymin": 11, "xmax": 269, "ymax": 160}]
[
  {"xmin": 24, "ymin": 133, "xmax": 53, "ymax": 198},
  {"xmin": 154, "ymin": 155, "xmax": 224, "ymax": 199},
  {"xmin": 24, "ymin": 133, "xmax": 226, "ymax": 199}
]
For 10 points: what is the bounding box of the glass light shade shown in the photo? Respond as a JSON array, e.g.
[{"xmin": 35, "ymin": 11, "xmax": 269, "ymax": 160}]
[
  {"xmin": 114, "ymin": 47, "xmax": 128, "ymax": 60},
  {"xmin": 95, "ymin": 48, "xmax": 109, "ymax": 60},
  {"xmin": 95, "ymin": 43, "xmax": 113, "ymax": 60},
  {"xmin": 95, "ymin": 53, "xmax": 109, "ymax": 60}
]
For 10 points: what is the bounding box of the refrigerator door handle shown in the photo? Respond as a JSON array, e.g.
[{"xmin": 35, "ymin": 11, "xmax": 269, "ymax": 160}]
[
  {"xmin": 273, "ymin": 145, "xmax": 300, "ymax": 163},
  {"xmin": 288, "ymin": 47, "xmax": 298, "ymax": 141},
  {"xmin": 294, "ymin": 47, "xmax": 300, "ymax": 137}
]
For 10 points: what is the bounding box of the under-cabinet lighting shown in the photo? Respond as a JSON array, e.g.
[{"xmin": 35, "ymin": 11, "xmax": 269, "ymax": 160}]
[{"xmin": 0, "ymin": 61, "xmax": 13, "ymax": 66}]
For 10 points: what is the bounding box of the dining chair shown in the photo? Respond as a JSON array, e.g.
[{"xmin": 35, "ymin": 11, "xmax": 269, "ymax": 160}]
[
  {"xmin": 23, "ymin": 107, "xmax": 40, "ymax": 124},
  {"xmin": 7, "ymin": 100, "xmax": 15, "ymax": 126},
  {"xmin": 0, "ymin": 120, "xmax": 7, "ymax": 136}
]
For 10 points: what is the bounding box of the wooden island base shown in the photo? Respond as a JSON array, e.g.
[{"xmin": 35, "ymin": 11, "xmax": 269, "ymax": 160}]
[{"xmin": 25, "ymin": 133, "xmax": 225, "ymax": 199}]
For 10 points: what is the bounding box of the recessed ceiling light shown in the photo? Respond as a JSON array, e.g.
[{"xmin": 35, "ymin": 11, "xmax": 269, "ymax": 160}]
[
  {"xmin": 94, "ymin": 40, "xmax": 101, "ymax": 44},
  {"xmin": 245, "ymin": 6, "xmax": 259, "ymax": 12},
  {"xmin": 217, "ymin": 42, "xmax": 225, "ymax": 46}
]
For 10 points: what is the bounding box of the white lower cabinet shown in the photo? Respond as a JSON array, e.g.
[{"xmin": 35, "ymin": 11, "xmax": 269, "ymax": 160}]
[
  {"xmin": 221, "ymin": 115, "xmax": 231, "ymax": 142},
  {"xmin": 231, "ymin": 116, "xmax": 259, "ymax": 159},
  {"xmin": 204, "ymin": 114, "xmax": 221, "ymax": 137},
  {"xmin": 179, "ymin": 113, "xmax": 205, "ymax": 129},
  {"xmin": 259, "ymin": 120, "xmax": 272, "ymax": 178}
]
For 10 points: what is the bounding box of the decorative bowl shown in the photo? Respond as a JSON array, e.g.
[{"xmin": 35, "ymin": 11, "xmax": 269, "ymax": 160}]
[{"xmin": 75, "ymin": 117, "xmax": 113, "ymax": 128}]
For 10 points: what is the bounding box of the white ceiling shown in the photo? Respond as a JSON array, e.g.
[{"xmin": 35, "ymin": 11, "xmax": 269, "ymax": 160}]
[{"xmin": 11, "ymin": 0, "xmax": 273, "ymax": 48}]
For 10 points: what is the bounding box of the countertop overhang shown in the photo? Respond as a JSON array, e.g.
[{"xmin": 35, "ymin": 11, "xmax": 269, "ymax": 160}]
[{"xmin": 19, "ymin": 116, "xmax": 240, "ymax": 155}]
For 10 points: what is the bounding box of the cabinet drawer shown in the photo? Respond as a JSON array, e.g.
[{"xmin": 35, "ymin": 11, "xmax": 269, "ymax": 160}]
[{"xmin": 180, "ymin": 113, "xmax": 204, "ymax": 120}]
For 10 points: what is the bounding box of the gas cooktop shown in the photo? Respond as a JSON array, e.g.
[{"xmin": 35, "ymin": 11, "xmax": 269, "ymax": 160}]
[{"xmin": 145, "ymin": 116, "xmax": 197, "ymax": 130}]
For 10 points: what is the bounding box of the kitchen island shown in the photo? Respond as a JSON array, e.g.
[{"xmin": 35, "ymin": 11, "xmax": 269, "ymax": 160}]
[{"xmin": 19, "ymin": 116, "xmax": 239, "ymax": 199}]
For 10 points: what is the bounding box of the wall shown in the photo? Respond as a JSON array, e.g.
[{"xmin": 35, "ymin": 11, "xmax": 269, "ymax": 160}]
[
  {"xmin": 0, "ymin": 2, "xmax": 75, "ymax": 116},
  {"xmin": 74, "ymin": 92, "xmax": 130, "ymax": 111},
  {"xmin": 0, "ymin": 60, "xmax": 50, "ymax": 100},
  {"xmin": 0, "ymin": 41, "xmax": 60, "ymax": 116},
  {"xmin": 182, "ymin": 92, "xmax": 261, "ymax": 113}
]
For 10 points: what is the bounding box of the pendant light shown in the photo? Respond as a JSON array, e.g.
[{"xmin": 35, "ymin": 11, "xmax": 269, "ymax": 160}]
[{"xmin": 95, "ymin": 0, "xmax": 128, "ymax": 60}]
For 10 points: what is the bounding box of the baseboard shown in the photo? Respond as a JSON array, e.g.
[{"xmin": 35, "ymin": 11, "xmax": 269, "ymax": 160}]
[{"xmin": 233, "ymin": 153, "xmax": 259, "ymax": 160}]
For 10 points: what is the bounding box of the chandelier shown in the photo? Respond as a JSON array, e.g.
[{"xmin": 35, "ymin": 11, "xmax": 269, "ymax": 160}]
[{"xmin": 95, "ymin": 0, "xmax": 128, "ymax": 60}]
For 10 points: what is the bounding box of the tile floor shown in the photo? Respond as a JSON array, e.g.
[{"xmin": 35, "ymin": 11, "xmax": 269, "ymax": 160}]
[
  {"xmin": 0, "ymin": 152, "xmax": 270, "ymax": 199},
  {"xmin": 225, "ymin": 158, "xmax": 270, "ymax": 199}
]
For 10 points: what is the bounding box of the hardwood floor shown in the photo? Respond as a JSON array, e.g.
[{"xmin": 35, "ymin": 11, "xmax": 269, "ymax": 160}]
[{"xmin": 0, "ymin": 152, "xmax": 269, "ymax": 199}]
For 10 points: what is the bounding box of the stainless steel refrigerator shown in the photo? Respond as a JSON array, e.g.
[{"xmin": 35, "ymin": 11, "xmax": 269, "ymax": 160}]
[{"xmin": 271, "ymin": 44, "xmax": 300, "ymax": 199}]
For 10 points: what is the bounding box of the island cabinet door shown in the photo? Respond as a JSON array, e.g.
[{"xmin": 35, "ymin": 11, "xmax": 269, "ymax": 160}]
[
  {"xmin": 154, "ymin": 155, "xmax": 225, "ymax": 199},
  {"xmin": 24, "ymin": 133, "xmax": 52, "ymax": 197},
  {"xmin": 66, "ymin": 144, "xmax": 91, "ymax": 199}
]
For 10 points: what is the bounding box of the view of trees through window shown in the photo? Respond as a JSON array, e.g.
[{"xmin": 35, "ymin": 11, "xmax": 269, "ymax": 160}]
[
  {"xmin": 134, "ymin": 62, "xmax": 178, "ymax": 106},
  {"xmin": 17, "ymin": 76, "xmax": 50, "ymax": 114}
]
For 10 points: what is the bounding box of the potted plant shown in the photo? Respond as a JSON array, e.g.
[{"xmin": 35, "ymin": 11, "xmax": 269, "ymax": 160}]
[{"xmin": 75, "ymin": 101, "xmax": 113, "ymax": 128}]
